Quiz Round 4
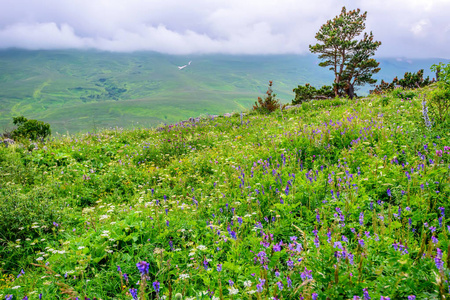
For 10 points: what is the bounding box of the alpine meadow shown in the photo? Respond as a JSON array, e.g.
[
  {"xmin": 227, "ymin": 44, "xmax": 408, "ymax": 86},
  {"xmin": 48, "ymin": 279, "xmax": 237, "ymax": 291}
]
[{"xmin": 1, "ymin": 5, "xmax": 450, "ymax": 300}]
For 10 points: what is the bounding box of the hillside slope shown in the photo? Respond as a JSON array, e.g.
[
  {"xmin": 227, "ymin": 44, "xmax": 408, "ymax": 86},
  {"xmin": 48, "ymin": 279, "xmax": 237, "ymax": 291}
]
[{"xmin": 1, "ymin": 84, "xmax": 449, "ymax": 299}]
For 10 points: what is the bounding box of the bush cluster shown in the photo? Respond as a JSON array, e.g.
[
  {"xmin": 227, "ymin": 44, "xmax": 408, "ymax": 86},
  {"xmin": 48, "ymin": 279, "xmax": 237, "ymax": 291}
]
[
  {"xmin": 292, "ymin": 83, "xmax": 334, "ymax": 105},
  {"xmin": 10, "ymin": 116, "xmax": 51, "ymax": 141},
  {"xmin": 370, "ymin": 69, "xmax": 432, "ymax": 94}
]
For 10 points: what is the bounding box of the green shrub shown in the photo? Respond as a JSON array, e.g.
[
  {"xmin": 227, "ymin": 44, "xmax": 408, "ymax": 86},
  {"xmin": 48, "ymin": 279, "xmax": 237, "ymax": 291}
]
[
  {"xmin": 371, "ymin": 69, "xmax": 431, "ymax": 94},
  {"xmin": 431, "ymin": 62, "xmax": 450, "ymax": 89},
  {"xmin": 11, "ymin": 116, "xmax": 51, "ymax": 141},
  {"xmin": 292, "ymin": 83, "xmax": 334, "ymax": 105},
  {"xmin": 428, "ymin": 88, "xmax": 450, "ymax": 123},
  {"xmin": 391, "ymin": 89, "xmax": 416, "ymax": 99},
  {"xmin": 397, "ymin": 69, "xmax": 431, "ymax": 89},
  {"xmin": 381, "ymin": 96, "xmax": 390, "ymax": 106},
  {"xmin": 292, "ymin": 83, "xmax": 316, "ymax": 104},
  {"xmin": 0, "ymin": 186, "xmax": 60, "ymax": 240}
]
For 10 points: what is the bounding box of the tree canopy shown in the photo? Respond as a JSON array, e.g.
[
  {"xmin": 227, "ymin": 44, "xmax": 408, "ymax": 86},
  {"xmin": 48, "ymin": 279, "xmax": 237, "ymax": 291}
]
[{"xmin": 309, "ymin": 7, "xmax": 381, "ymax": 99}]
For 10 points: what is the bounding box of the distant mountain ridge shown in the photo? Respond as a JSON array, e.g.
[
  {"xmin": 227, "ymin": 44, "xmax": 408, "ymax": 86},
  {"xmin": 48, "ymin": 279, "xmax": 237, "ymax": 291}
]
[{"xmin": 0, "ymin": 49, "xmax": 446, "ymax": 133}]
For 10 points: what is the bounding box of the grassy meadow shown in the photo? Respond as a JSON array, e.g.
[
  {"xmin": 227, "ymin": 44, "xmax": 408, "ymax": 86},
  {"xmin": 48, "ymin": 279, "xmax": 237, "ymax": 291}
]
[
  {"xmin": 0, "ymin": 50, "xmax": 443, "ymax": 134},
  {"xmin": 1, "ymin": 82, "xmax": 450, "ymax": 299}
]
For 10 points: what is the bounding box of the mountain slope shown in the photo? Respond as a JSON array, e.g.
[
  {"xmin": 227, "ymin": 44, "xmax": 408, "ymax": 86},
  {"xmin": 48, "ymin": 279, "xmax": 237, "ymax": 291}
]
[{"xmin": 0, "ymin": 49, "xmax": 445, "ymax": 133}]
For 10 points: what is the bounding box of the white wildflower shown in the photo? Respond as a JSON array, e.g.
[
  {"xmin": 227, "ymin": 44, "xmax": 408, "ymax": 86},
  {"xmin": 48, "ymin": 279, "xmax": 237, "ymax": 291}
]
[
  {"xmin": 228, "ymin": 287, "xmax": 239, "ymax": 295},
  {"xmin": 243, "ymin": 280, "xmax": 252, "ymax": 287}
]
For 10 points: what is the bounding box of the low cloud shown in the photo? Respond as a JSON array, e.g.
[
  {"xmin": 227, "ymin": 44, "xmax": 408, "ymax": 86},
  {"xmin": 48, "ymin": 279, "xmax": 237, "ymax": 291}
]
[{"xmin": 0, "ymin": 0, "xmax": 449, "ymax": 57}]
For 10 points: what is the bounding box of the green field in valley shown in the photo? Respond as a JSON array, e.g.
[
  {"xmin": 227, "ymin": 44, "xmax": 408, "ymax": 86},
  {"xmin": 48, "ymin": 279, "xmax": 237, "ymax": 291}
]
[{"xmin": 0, "ymin": 50, "xmax": 445, "ymax": 133}]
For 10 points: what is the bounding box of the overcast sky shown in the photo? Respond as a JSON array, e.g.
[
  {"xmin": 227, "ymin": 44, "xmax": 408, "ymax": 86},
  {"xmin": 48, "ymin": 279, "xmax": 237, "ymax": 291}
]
[{"xmin": 0, "ymin": 0, "xmax": 449, "ymax": 58}]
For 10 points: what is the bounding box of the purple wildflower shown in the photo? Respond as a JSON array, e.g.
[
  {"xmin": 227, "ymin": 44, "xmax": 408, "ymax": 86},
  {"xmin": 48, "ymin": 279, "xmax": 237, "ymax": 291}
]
[
  {"xmin": 286, "ymin": 276, "xmax": 292, "ymax": 288},
  {"xmin": 256, "ymin": 278, "xmax": 265, "ymax": 293},
  {"xmin": 273, "ymin": 242, "xmax": 282, "ymax": 252},
  {"xmin": 287, "ymin": 258, "xmax": 294, "ymax": 270},
  {"xmin": 435, "ymin": 248, "xmax": 444, "ymax": 270},
  {"xmin": 314, "ymin": 236, "xmax": 320, "ymax": 249},
  {"xmin": 358, "ymin": 239, "xmax": 365, "ymax": 248},
  {"xmin": 348, "ymin": 253, "xmax": 355, "ymax": 265},
  {"xmin": 136, "ymin": 261, "xmax": 149, "ymax": 275},
  {"xmin": 153, "ymin": 281, "xmax": 160, "ymax": 294},
  {"xmin": 432, "ymin": 236, "xmax": 438, "ymax": 244},
  {"xmin": 334, "ymin": 241, "xmax": 343, "ymax": 250},
  {"xmin": 300, "ymin": 267, "xmax": 313, "ymax": 281},
  {"xmin": 363, "ymin": 288, "xmax": 371, "ymax": 300},
  {"xmin": 439, "ymin": 207, "xmax": 445, "ymax": 217},
  {"xmin": 129, "ymin": 288, "xmax": 138, "ymax": 300}
]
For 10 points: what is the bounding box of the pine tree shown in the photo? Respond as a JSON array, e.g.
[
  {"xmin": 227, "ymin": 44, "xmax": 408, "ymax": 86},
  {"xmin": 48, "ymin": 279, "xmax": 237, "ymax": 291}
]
[{"xmin": 309, "ymin": 7, "xmax": 381, "ymax": 99}]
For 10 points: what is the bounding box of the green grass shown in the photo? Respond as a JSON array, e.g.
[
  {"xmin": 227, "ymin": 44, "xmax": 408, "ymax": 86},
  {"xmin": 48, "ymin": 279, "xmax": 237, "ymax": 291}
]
[{"xmin": 0, "ymin": 83, "xmax": 449, "ymax": 299}]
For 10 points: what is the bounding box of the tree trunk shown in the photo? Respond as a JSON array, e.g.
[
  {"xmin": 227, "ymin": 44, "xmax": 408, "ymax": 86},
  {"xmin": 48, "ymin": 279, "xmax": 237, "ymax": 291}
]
[
  {"xmin": 348, "ymin": 83, "xmax": 355, "ymax": 99},
  {"xmin": 334, "ymin": 80, "xmax": 339, "ymax": 97}
]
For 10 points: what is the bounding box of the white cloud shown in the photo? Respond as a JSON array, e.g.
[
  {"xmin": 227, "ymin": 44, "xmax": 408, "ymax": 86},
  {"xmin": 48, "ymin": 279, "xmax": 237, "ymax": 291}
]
[
  {"xmin": 0, "ymin": 0, "xmax": 448, "ymax": 57},
  {"xmin": 410, "ymin": 19, "xmax": 431, "ymax": 36}
]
